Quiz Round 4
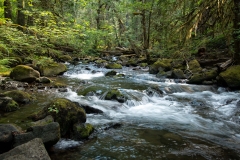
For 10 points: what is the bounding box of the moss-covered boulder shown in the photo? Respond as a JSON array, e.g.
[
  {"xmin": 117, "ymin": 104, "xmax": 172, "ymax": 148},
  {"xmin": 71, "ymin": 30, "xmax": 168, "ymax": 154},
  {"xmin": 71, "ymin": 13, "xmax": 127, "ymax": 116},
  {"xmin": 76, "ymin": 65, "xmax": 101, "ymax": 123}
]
[
  {"xmin": 30, "ymin": 98, "xmax": 86, "ymax": 136},
  {"xmin": 3, "ymin": 90, "xmax": 32, "ymax": 104},
  {"xmin": 219, "ymin": 65, "xmax": 240, "ymax": 88},
  {"xmin": 187, "ymin": 69, "xmax": 218, "ymax": 84},
  {"xmin": 10, "ymin": 65, "xmax": 40, "ymax": 82},
  {"xmin": 38, "ymin": 63, "xmax": 67, "ymax": 76},
  {"xmin": 105, "ymin": 70, "xmax": 117, "ymax": 76},
  {"xmin": 188, "ymin": 59, "xmax": 202, "ymax": 73},
  {"xmin": 171, "ymin": 69, "xmax": 186, "ymax": 79},
  {"xmin": 36, "ymin": 77, "xmax": 51, "ymax": 83},
  {"xmin": 71, "ymin": 123, "xmax": 94, "ymax": 140},
  {"xmin": 106, "ymin": 63, "xmax": 122, "ymax": 69},
  {"xmin": 149, "ymin": 59, "xmax": 172, "ymax": 74},
  {"xmin": 105, "ymin": 89, "xmax": 126, "ymax": 103}
]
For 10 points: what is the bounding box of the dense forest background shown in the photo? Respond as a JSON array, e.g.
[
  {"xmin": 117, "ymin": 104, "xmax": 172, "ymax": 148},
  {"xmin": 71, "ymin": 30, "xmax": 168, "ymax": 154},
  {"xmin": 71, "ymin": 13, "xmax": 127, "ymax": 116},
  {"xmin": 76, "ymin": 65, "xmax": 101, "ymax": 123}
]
[{"xmin": 0, "ymin": 0, "xmax": 240, "ymax": 74}]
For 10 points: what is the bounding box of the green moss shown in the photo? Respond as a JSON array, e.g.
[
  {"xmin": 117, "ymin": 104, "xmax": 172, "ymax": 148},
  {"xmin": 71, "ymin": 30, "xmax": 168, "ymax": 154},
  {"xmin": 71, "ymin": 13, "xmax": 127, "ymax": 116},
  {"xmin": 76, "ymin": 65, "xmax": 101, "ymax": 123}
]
[
  {"xmin": 140, "ymin": 63, "xmax": 148, "ymax": 68},
  {"xmin": 188, "ymin": 59, "xmax": 201, "ymax": 73},
  {"xmin": 75, "ymin": 123, "xmax": 94, "ymax": 139},
  {"xmin": 77, "ymin": 85, "xmax": 107, "ymax": 96},
  {"xmin": 58, "ymin": 55, "xmax": 72, "ymax": 62},
  {"xmin": 51, "ymin": 81, "xmax": 67, "ymax": 88},
  {"xmin": 188, "ymin": 69, "xmax": 218, "ymax": 84},
  {"xmin": 38, "ymin": 63, "xmax": 67, "ymax": 76},
  {"xmin": 4, "ymin": 100, "xmax": 19, "ymax": 112},
  {"xmin": 219, "ymin": 65, "xmax": 240, "ymax": 88},
  {"xmin": 106, "ymin": 63, "xmax": 122, "ymax": 69}
]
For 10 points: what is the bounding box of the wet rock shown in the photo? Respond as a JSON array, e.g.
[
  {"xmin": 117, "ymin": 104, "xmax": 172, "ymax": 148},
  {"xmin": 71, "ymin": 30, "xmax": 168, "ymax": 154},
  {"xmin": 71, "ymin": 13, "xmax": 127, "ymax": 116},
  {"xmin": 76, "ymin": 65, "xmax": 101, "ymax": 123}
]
[
  {"xmin": 149, "ymin": 59, "xmax": 172, "ymax": 74},
  {"xmin": 106, "ymin": 63, "xmax": 122, "ymax": 69},
  {"xmin": 105, "ymin": 70, "xmax": 117, "ymax": 76},
  {"xmin": 3, "ymin": 90, "xmax": 32, "ymax": 104},
  {"xmin": 105, "ymin": 89, "xmax": 126, "ymax": 103},
  {"xmin": 37, "ymin": 77, "xmax": 51, "ymax": 83},
  {"xmin": 30, "ymin": 98, "xmax": 86, "ymax": 136},
  {"xmin": 71, "ymin": 123, "xmax": 94, "ymax": 140},
  {"xmin": 218, "ymin": 65, "xmax": 240, "ymax": 88},
  {"xmin": 146, "ymin": 85, "xmax": 163, "ymax": 97},
  {"xmin": 10, "ymin": 65, "xmax": 40, "ymax": 82},
  {"xmin": 0, "ymin": 97, "xmax": 19, "ymax": 112},
  {"xmin": 188, "ymin": 59, "xmax": 202, "ymax": 73},
  {"xmin": 13, "ymin": 122, "xmax": 60, "ymax": 148},
  {"xmin": 0, "ymin": 138, "xmax": 51, "ymax": 160},
  {"xmin": 81, "ymin": 105, "xmax": 104, "ymax": 114},
  {"xmin": 0, "ymin": 124, "xmax": 20, "ymax": 153},
  {"xmin": 187, "ymin": 68, "xmax": 218, "ymax": 84},
  {"xmin": 38, "ymin": 62, "xmax": 67, "ymax": 76},
  {"xmin": 58, "ymin": 88, "xmax": 68, "ymax": 92},
  {"xmin": 171, "ymin": 69, "xmax": 186, "ymax": 79}
]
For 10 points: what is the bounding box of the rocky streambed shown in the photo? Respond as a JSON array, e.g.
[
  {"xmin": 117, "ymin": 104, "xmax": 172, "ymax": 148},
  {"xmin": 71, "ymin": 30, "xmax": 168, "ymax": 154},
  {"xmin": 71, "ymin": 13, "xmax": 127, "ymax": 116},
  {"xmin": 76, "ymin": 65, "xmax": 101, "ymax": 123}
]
[{"xmin": 1, "ymin": 56, "xmax": 240, "ymax": 159}]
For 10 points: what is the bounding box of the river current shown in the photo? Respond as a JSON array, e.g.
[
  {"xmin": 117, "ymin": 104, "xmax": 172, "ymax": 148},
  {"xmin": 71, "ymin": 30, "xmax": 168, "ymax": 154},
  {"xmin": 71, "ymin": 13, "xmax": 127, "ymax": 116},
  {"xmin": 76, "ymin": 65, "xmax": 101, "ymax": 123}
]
[{"xmin": 50, "ymin": 62, "xmax": 240, "ymax": 160}]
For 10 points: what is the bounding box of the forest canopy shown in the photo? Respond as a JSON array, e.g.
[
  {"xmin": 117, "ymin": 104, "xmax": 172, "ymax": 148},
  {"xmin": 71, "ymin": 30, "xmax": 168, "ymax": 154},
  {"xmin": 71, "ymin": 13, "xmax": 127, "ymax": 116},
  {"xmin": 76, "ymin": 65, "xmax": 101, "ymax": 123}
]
[{"xmin": 0, "ymin": 0, "xmax": 240, "ymax": 61}]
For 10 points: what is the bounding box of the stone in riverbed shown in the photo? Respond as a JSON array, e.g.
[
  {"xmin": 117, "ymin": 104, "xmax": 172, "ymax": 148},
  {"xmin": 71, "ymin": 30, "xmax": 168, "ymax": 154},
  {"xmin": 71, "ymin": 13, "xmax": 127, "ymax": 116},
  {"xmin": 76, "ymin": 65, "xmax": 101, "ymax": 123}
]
[
  {"xmin": 10, "ymin": 65, "xmax": 40, "ymax": 82},
  {"xmin": 3, "ymin": 90, "xmax": 32, "ymax": 104},
  {"xmin": 71, "ymin": 123, "xmax": 94, "ymax": 140},
  {"xmin": 0, "ymin": 97, "xmax": 19, "ymax": 112},
  {"xmin": 0, "ymin": 138, "xmax": 51, "ymax": 160},
  {"xmin": 0, "ymin": 124, "xmax": 20, "ymax": 154},
  {"xmin": 218, "ymin": 65, "xmax": 240, "ymax": 88}
]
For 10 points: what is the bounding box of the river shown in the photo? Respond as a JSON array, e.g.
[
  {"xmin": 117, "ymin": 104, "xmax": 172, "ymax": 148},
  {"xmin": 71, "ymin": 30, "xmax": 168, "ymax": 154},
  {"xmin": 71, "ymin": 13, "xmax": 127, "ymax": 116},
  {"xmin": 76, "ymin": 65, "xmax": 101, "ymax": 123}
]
[{"xmin": 49, "ymin": 62, "xmax": 240, "ymax": 160}]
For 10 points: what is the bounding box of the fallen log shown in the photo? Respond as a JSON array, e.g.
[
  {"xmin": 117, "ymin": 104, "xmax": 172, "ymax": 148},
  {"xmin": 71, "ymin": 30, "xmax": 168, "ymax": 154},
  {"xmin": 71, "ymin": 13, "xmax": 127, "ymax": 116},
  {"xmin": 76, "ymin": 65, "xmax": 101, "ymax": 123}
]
[{"xmin": 217, "ymin": 59, "xmax": 233, "ymax": 71}]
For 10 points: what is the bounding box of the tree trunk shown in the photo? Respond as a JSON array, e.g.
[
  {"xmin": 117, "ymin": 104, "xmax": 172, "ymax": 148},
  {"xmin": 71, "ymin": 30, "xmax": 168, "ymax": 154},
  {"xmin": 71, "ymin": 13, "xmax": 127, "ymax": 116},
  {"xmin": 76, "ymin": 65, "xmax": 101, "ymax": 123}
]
[
  {"xmin": 233, "ymin": 0, "xmax": 240, "ymax": 62},
  {"xmin": 4, "ymin": 0, "xmax": 12, "ymax": 20},
  {"xmin": 17, "ymin": 0, "xmax": 26, "ymax": 27}
]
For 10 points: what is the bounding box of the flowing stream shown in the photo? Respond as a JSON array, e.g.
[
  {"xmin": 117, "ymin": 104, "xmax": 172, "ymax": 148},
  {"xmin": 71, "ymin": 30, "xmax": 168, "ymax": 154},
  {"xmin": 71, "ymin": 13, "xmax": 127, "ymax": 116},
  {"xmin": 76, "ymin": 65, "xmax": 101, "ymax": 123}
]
[{"xmin": 50, "ymin": 62, "xmax": 240, "ymax": 160}]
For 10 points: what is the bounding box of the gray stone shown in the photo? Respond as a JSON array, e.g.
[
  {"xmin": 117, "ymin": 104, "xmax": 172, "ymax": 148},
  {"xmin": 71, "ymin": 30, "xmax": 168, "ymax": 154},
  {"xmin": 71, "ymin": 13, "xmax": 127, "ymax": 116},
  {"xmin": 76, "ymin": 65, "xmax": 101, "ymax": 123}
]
[
  {"xmin": 14, "ymin": 122, "xmax": 60, "ymax": 148},
  {"xmin": 0, "ymin": 138, "xmax": 51, "ymax": 160}
]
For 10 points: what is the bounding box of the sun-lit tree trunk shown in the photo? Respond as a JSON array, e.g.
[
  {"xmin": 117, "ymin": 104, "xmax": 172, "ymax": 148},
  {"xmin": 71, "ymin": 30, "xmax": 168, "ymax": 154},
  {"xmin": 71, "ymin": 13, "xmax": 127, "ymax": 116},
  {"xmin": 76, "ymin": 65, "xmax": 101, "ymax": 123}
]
[
  {"xmin": 4, "ymin": 0, "xmax": 12, "ymax": 20},
  {"xmin": 233, "ymin": 0, "xmax": 240, "ymax": 61}
]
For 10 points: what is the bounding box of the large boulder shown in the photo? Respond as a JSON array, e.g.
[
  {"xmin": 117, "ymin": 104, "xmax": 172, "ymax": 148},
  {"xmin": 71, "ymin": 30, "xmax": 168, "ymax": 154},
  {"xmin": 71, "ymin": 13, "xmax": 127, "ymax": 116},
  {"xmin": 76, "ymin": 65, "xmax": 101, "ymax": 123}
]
[
  {"xmin": 10, "ymin": 65, "xmax": 40, "ymax": 82},
  {"xmin": 149, "ymin": 59, "xmax": 172, "ymax": 74},
  {"xmin": 219, "ymin": 65, "xmax": 240, "ymax": 88},
  {"xmin": 30, "ymin": 98, "xmax": 86, "ymax": 136},
  {"xmin": 2, "ymin": 90, "xmax": 32, "ymax": 104},
  {"xmin": 0, "ymin": 138, "xmax": 51, "ymax": 160},
  {"xmin": 171, "ymin": 69, "xmax": 186, "ymax": 79},
  {"xmin": 38, "ymin": 63, "xmax": 67, "ymax": 76},
  {"xmin": 13, "ymin": 122, "xmax": 60, "ymax": 148},
  {"xmin": 0, "ymin": 124, "xmax": 20, "ymax": 153}
]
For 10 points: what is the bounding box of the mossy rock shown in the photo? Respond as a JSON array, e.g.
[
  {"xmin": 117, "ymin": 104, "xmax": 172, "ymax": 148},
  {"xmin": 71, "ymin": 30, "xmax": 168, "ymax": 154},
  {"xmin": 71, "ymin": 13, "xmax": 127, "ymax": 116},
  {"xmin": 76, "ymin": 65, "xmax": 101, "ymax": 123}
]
[
  {"xmin": 0, "ymin": 97, "xmax": 19, "ymax": 112},
  {"xmin": 58, "ymin": 55, "xmax": 72, "ymax": 62},
  {"xmin": 50, "ymin": 81, "xmax": 67, "ymax": 88},
  {"xmin": 77, "ymin": 85, "xmax": 107, "ymax": 96},
  {"xmin": 188, "ymin": 59, "xmax": 202, "ymax": 73},
  {"xmin": 38, "ymin": 63, "xmax": 67, "ymax": 76},
  {"xmin": 171, "ymin": 69, "xmax": 186, "ymax": 79},
  {"xmin": 149, "ymin": 59, "xmax": 172, "ymax": 74},
  {"xmin": 140, "ymin": 63, "xmax": 148, "ymax": 68},
  {"xmin": 219, "ymin": 65, "xmax": 240, "ymax": 88},
  {"xmin": 105, "ymin": 70, "xmax": 117, "ymax": 76},
  {"xmin": 171, "ymin": 59, "xmax": 185, "ymax": 70},
  {"xmin": 10, "ymin": 65, "xmax": 40, "ymax": 82},
  {"xmin": 106, "ymin": 63, "xmax": 122, "ymax": 69},
  {"xmin": 31, "ymin": 98, "xmax": 86, "ymax": 136},
  {"xmin": 105, "ymin": 89, "xmax": 126, "ymax": 103},
  {"xmin": 187, "ymin": 69, "xmax": 218, "ymax": 84},
  {"xmin": 3, "ymin": 90, "xmax": 32, "ymax": 104},
  {"xmin": 126, "ymin": 58, "xmax": 138, "ymax": 67},
  {"xmin": 36, "ymin": 77, "xmax": 51, "ymax": 83},
  {"xmin": 72, "ymin": 123, "xmax": 94, "ymax": 140}
]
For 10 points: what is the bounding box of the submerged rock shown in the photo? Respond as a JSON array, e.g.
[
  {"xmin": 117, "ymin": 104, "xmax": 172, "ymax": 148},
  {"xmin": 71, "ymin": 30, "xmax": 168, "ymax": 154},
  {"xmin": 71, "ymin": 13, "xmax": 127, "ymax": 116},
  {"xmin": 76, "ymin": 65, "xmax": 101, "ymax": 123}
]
[
  {"xmin": 10, "ymin": 65, "xmax": 40, "ymax": 82},
  {"xmin": 105, "ymin": 70, "xmax": 117, "ymax": 76},
  {"xmin": 0, "ymin": 138, "xmax": 51, "ymax": 160}
]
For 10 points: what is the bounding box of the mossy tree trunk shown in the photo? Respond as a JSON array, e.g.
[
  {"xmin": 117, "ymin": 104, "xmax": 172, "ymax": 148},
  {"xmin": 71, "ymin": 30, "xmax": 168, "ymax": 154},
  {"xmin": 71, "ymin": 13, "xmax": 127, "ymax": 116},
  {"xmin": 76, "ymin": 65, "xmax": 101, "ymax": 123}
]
[
  {"xmin": 4, "ymin": 0, "xmax": 12, "ymax": 20},
  {"xmin": 233, "ymin": 0, "xmax": 240, "ymax": 62}
]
